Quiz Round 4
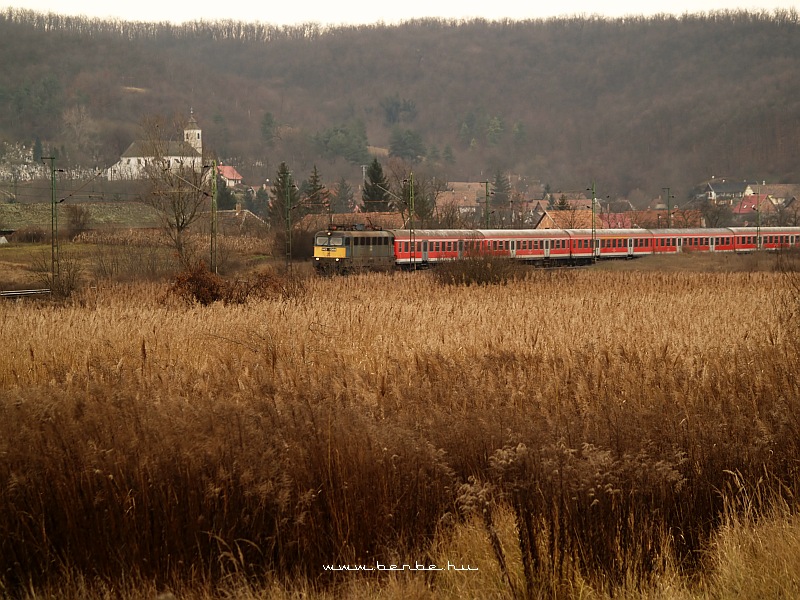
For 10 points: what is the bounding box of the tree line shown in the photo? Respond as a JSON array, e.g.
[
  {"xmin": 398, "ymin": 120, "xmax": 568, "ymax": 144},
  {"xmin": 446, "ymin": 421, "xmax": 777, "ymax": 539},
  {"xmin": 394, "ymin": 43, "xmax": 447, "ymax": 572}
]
[{"xmin": 1, "ymin": 8, "xmax": 799, "ymax": 203}]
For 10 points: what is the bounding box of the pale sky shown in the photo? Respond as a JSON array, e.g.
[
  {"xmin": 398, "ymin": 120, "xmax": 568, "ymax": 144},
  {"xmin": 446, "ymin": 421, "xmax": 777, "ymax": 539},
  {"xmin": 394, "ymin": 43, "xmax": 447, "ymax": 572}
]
[{"xmin": 3, "ymin": 0, "xmax": 797, "ymax": 26}]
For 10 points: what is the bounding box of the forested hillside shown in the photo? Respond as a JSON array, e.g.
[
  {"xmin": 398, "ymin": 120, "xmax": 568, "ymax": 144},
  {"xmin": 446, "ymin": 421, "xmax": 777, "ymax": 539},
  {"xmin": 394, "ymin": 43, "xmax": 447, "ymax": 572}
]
[{"xmin": 1, "ymin": 8, "xmax": 798, "ymax": 201}]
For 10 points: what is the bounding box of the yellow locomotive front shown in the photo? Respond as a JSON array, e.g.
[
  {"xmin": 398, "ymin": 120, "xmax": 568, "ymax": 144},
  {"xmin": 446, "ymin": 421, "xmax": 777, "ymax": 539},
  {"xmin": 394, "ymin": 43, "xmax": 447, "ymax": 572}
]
[{"xmin": 313, "ymin": 230, "xmax": 349, "ymax": 274}]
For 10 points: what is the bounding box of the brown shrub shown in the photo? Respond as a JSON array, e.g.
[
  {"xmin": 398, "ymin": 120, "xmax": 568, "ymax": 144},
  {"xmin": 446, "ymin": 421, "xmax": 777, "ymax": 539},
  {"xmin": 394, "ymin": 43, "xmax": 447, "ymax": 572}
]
[{"xmin": 429, "ymin": 253, "xmax": 528, "ymax": 286}]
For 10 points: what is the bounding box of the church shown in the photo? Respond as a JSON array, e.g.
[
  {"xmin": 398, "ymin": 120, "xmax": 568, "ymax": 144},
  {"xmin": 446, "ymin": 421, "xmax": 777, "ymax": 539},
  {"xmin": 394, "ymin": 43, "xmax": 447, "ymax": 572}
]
[{"xmin": 107, "ymin": 110, "xmax": 203, "ymax": 180}]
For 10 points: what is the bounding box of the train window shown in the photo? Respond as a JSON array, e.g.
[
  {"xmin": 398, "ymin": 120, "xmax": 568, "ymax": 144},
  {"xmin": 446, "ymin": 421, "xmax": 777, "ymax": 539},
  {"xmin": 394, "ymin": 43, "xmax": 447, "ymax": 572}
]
[
  {"xmin": 534, "ymin": 240, "xmax": 540, "ymax": 250},
  {"xmin": 315, "ymin": 236, "xmax": 328, "ymax": 246},
  {"xmin": 504, "ymin": 241, "xmax": 510, "ymax": 250}
]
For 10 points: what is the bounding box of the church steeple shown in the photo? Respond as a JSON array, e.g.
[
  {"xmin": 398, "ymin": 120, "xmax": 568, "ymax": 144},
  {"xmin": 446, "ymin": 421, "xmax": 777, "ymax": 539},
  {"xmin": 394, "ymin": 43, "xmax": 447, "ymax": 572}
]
[{"xmin": 184, "ymin": 108, "xmax": 202, "ymax": 156}]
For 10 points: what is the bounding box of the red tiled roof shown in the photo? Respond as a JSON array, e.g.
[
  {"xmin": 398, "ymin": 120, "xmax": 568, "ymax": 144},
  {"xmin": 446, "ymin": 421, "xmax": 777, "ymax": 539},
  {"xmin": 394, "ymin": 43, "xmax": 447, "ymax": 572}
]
[{"xmin": 217, "ymin": 165, "xmax": 243, "ymax": 182}]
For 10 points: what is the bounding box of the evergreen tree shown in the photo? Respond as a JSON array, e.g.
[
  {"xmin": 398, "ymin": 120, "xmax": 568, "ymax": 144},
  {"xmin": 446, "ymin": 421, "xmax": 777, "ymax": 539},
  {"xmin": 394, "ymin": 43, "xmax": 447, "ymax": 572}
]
[
  {"xmin": 314, "ymin": 121, "xmax": 370, "ymax": 164},
  {"xmin": 302, "ymin": 164, "xmax": 329, "ymax": 214},
  {"xmin": 260, "ymin": 111, "xmax": 278, "ymax": 146},
  {"xmin": 485, "ymin": 116, "xmax": 504, "ymax": 146},
  {"xmin": 269, "ymin": 162, "xmax": 301, "ymax": 230},
  {"xmin": 490, "ymin": 169, "xmax": 511, "ymax": 210},
  {"xmin": 362, "ymin": 158, "xmax": 391, "ymax": 212},
  {"xmin": 216, "ymin": 177, "xmax": 237, "ymax": 210},
  {"xmin": 443, "ymin": 145, "xmax": 455, "ymax": 164},
  {"xmin": 330, "ymin": 177, "xmax": 355, "ymax": 214},
  {"xmin": 33, "ymin": 137, "xmax": 43, "ymax": 162},
  {"xmin": 248, "ymin": 186, "xmax": 270, "ymax": 218},
  {"xmin": 389, "ymin": 127, "xmax": 425, "ymax": 162}
]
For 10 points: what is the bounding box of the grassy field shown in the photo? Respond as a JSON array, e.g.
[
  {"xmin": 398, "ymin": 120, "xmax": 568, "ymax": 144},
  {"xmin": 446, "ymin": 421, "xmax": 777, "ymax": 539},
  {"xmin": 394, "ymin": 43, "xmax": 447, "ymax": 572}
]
[{"xmin": 0, "ymin": 248, "xmax": 799, "ymax": 599}]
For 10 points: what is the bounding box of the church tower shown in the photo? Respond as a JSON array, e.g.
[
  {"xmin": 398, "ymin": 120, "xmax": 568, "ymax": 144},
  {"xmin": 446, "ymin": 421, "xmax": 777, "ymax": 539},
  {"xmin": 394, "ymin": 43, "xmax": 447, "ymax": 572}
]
[{"xmin": 184, "ymin": 108, "xmax": 202, "ymax": 156}]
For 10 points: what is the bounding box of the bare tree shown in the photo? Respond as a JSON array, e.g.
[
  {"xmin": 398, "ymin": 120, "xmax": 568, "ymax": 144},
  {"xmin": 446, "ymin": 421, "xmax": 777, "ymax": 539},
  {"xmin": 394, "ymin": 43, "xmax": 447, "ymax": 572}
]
[
  {"xmin": 139, "ymin": 115, "xmax": 211, "ymax": 265},
  {"xmin": 435, "ymin": 197, "xmax": 462, "ymax": 228},
  {"xmin": 385, "ymin": 157, "xmax": 447, "ymax": 226}
]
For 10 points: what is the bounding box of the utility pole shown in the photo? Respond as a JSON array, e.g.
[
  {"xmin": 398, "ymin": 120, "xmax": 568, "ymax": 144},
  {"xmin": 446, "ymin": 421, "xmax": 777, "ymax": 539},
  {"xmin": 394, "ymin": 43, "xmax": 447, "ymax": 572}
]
[
  {"xmin": 481, "ymin": 181, "xmax": 490, "ymax": 229},
  {"xmin": 662, "ymin": 187, "xmax": 673, "ymax": 228},
  {"xmin": 755, "ymin": 183, "xmax": 761, "ymax": 250},
  {"xmin": 284, "ymin": 172, "xmax": 296, "ymax": 273},
  {"xmin": 210, "ymin": 160, "xmax": 218, "ymax": 273},
  {"xmin": 42, "ymin": 156, "xmax": 59, "ymax": 284},
  {"xmin": 409, "ymin": 172, "xmax": 416, "ymax": 271},
  {"xmin": 589, "ymin": 182, "xmax": 597, "ymax": 262}
]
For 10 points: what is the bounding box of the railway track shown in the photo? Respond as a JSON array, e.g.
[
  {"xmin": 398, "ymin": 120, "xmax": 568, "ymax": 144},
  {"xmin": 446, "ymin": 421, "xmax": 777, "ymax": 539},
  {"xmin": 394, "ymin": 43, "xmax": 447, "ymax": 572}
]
[{"xmin": 0, "ymin": 289, "xmax": 51, "ymax": 299}]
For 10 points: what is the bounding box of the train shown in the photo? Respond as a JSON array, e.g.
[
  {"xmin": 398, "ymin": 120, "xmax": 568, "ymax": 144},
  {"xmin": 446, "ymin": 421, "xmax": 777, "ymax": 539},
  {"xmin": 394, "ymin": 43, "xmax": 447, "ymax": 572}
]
[{"xmin": 312, "ymin": 225, "xmax": 800, "ymax": 274}]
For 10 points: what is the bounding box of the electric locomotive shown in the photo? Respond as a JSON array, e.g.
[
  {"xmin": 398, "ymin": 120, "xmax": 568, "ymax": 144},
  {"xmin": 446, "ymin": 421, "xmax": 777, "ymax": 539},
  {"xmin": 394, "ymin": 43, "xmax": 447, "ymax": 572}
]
[{"xmin": 313, "ymin": 225, "xmax": 395, "ymax": 274}]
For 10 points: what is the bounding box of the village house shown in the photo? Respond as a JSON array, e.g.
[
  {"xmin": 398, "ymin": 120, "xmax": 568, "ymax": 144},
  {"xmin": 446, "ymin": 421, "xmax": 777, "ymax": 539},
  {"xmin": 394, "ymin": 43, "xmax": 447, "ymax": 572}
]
[
  {"xmin": 694, "ymin": 178, "xmax": 755, "ymax": 204},
  {"xmin": 106, "ymin": 110, "xmax": 203, "ymax": 180},
  {"xmin": 217, "ymin": 164, "xmax": 243, "ymax": 187}
]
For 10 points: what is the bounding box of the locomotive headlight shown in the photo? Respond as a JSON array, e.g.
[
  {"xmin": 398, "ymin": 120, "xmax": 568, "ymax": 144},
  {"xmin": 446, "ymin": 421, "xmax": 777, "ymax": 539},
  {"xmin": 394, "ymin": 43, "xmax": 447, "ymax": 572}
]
[{"xmin": 335, "ymin": 258, "xmax": 339, "ymax": 262}]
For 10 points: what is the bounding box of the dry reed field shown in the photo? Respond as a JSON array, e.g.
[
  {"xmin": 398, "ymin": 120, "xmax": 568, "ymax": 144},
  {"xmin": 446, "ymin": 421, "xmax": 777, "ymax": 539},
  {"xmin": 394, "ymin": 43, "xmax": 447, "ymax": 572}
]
[{"xmin": 0, "ymin": 263, "xmax": 799, "ymax": 599}]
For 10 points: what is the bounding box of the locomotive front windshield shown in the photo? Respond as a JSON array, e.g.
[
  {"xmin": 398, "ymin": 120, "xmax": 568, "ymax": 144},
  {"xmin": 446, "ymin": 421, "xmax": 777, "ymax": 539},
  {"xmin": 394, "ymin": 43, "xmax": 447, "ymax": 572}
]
[{"xmin": 315, "ymin": 235, "xmax": 344, "ymax": 246}]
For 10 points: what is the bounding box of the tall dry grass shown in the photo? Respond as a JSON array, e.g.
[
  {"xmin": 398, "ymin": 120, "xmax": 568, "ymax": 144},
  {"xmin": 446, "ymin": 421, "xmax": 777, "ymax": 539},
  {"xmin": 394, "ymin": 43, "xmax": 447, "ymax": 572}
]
[{"xmin": 0, "ymin": 267, "xmax": 798, "ymax": 598}]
